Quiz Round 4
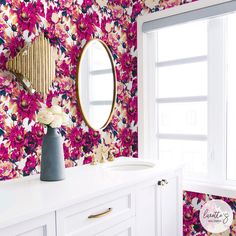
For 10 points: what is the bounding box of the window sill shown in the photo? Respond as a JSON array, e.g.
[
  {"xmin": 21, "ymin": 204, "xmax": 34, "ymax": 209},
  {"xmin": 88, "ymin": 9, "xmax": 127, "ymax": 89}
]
[{"xmin": 183, "ymin": 179, "xmax": 236, "ymax": 199}]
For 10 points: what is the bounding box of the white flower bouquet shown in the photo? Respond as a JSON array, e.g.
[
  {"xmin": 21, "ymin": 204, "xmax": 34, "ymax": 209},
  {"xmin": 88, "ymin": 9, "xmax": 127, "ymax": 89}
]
[{"xmin": 37, "ymin": 105, "xmax": 68, "ymax": 128}]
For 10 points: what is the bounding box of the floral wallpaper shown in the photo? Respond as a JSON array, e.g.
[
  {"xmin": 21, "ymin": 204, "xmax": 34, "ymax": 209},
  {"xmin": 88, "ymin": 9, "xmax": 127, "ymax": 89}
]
[
  {"xmin": 0, "ymin": 0, "xmax": 195, "ymax": 180},
  {"xmin": 184, "ymin": 191, "xmax": 236, "ymax": 235}
]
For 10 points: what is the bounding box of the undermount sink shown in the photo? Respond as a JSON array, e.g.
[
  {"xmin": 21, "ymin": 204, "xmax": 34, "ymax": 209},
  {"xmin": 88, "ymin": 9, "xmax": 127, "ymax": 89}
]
[{"xmin": 105, "ymin": 159, "xmax": 155, "ymax": 171}]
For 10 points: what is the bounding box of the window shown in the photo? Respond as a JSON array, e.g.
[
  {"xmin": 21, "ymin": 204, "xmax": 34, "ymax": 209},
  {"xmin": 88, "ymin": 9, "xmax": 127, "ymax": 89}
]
[
  {"xmin": 226, "ymin": 13, "xmax": 236, "ymax": 181},
  {"xmin": 156, "ymin": 20, "xmax": 208, "ymax": 178},
  {"xmin": 139, "ymin": 0, "xmax": 236, "ymax": 184}
]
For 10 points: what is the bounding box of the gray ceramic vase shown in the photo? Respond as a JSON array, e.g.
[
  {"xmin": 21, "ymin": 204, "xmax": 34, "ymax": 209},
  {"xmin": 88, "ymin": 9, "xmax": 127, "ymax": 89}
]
[{"xmin": 40, "ymin": 126, "xmax": 65, "ymax": 181}]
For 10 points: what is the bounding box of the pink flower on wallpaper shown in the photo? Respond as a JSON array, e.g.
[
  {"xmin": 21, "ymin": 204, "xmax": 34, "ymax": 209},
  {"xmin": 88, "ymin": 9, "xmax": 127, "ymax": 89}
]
[
  {"xmin": 0, "ymin": 161, "xmax": 17, "ymax": 180},
  {"xmin": 83, "ymin": 0, "xmax": 93, "ymax": 6},
  {"xmin": 91, "ymin": 12, "xmax": 100, "ymax": 27},
  {"xmin": 68, "ymin": 45, "xmax": 80, "ymax": 65},
  {"xmin": 83, "ymin": 155, "xmax": 92, "ymax": 164},
  {"xmin": 120, "ymin": 53, "xmax": 134, "ymax": 73},
  {"xmin": 59, "ymin": 0, "xmax": 73, "ymax": 8},
  {"xmin": 183, "ymin": 224, "xmax": 192, "ymax": 236},
  {"xmin": 7, "ymin": 36, "xmax": 25, "ymax": 58},
  {"xmin": 126, "ymin": 22, "xmax": 137, "ymax": 49},
  {"xmin": 81, "ymin": 0, "xmax": 93, "ymax": 12},
  {"xmin": 0, "ymin": 53, "xmax": 8, "ymax": 69},
  {"xmin": 22, "ymin": 155, "xmax": 37, "ymax": 176},
  {"xmin": 71, "ymin": 148, "xmax": 81, "ymax": 161},
  {"xmin": 131, "ymin": 2, "xmax": 143, "ymax": 20},
  {"xmin": 183, "ymin": 204, "xmax": 195, "ymax": 222},
  {"xmin": 112, "ymin": 5, "xmax": 125, "ymax": 22},
  {"xmin": 0, "ymin": 144, "xmax": 8, "ymax": 162},
  {"xmin": 132, "ymin": 131, "xmax": 138, "ymax": 157},
  {"xmin": 45, "ymin": 24, "xmax": 68, "ymax": 48},
  {"xmin": 46, "ymin": 6, "xmax": 60, "ymax": 25},
  {"xmin": 183, "ymin": 191, "xmax": 213, "ymax": 235},
  {"xmin": 131, "ymin": 56, "xmax": 137, "ymax": 77},
  {"xmin": 101, "ymin": 17, "xmax": 113, "ymax": 34},
  {"xmin": 76, "ymin": 14, "xmax": 95, "ymax": 40},
  {"xmin": 116, "ymin": 85, "xmax": 126, "ymax": 104},
  {"xmin": 63, "ymin": 144, "xmax": 70, "ymax": 160},
  {"xmin": 0, "ymin": 71, "xmax": 14, "ymax": 94},
  {"xmin": 131, "ymin": 77, "xmax": 137, "ymax": 96},
  {"xmin": 35, "ymin": 0, "xmax": 45, "ymax": 17},
  {"xmin": 24, "ymin": 133, "xmax": 39, "ymax": 155},
  {"xmin": 31, "ymin": 123, "xmax": 44, "ymax": 142},
  {"xmin": 10, "ymin": 149, "xmax": 24, "ymax": 163},
  {"xmin": 118, "ymin": 0, "xmax": 131, "ymax": 8},
  {"xmin": 121, "ymin": 145, "xmax": 131, "ymax": 156},
  {"xmin": 185, "ymin": 191, "xmax": 206, "ymax": 204},
  {"xmin": 126, "ymin": 97, "xmax": 137, "ymax": 125},
  {"xmin": 119, "ymin": 71, "xmax": 130, "ymax": 84},
  {"xmin": 89, "ymin": 129, "xmax": 101, "ymax": 145},
  {"xmin": 69, "ymin": 127, "xmax": 85, "ymax": 147},
  {"xmin": 83, "ymin": 132, "xmax": 95, "ymax": 153},
  {"xmin": 16, "ymin": 1, "xmax": 44, "ymax": 32},
  {"xmin": 57, "ymin": 60, "xmax": 71, "ymax": 77},
  {"xmin": 120, "ymin": 128, "xmax": 134, "ymax": 147},
  {"xmin": 0, "ymin": 112, "xmax": 7, "ymax": 130},
  {"xmin": 109, "ymin": 0, "xmax": 133, "ymax": 8},
  {"xmin": 17, "ymin": 91, "xmax": 40, "ymax": 120},
  {"xmin": 8, "ymin": 126, "xmax": 26, "ymax": 149},
  {"xmin": 111, "ymin": 115, "xmax": 119, "ymax": 131},
  {"xmin": 45, "ymin": 90, "xmax": 60, "ymax": 107},
  {"xmin": 159, "ymin": 0, "xmax": 182, "ymax": 9},
  {"xmin": 54, "ymin": 76, "xmax": 74, "ymax": 100},
  {"xmin": 0, "ymin": 22, "xmax": 7, "ymax": 41}
]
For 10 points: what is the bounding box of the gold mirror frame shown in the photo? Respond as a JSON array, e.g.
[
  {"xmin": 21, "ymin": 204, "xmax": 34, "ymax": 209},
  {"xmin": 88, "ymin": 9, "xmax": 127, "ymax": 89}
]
[{"xmin": 76, "ymin": 39, "xmax": 117, "ymax": 131}]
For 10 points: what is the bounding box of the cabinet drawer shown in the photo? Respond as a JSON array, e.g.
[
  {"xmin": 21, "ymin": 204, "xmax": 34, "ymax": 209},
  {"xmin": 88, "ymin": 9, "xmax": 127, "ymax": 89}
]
[
  {"xmin": 56, "ymin": 188, "xmax": 135, "ymax": 236},
  {"xmin": 0, "ymin": 212, "xmax": 56, "ymax": 236},
  {"xmin": 94, "ymin": 218, "xmax": 135, "ymax": 236}
]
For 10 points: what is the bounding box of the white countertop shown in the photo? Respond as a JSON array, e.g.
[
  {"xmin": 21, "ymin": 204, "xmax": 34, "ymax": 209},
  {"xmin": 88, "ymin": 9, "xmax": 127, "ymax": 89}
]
[{"xmin": 0, "ymin": 158, "xmax": 182, "ymax": 229}]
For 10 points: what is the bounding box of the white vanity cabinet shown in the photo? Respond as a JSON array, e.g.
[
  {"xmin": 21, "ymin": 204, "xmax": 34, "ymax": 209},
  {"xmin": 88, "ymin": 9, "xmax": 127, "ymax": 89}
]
[
  {"xmin": 0, "ymin": 159, "xmax": 182, "ymax": 236},
  {"xmin": 158, "ymin": 173, "xmax": 182, "ymax": 236},
  {"xmin": 136, "ymin": 170, "xmax": 182, "ymax": 236},
  {"xmin": 94, "ymin": 218, "xmax": 136, "ymax": 236},
  {"xmin": 0, "ymin": 213, "xmax": 56, "ymax": 236},
  {"xmin": 56, "ymin": 188, "xmax": 135, "ymax": 236}
]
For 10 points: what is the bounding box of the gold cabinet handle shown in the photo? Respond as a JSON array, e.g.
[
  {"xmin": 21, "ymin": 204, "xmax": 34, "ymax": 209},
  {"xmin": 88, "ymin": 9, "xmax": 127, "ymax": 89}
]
[{"xmin": 88, "ymin": 208, "xmax": 113, "ymax": 219}]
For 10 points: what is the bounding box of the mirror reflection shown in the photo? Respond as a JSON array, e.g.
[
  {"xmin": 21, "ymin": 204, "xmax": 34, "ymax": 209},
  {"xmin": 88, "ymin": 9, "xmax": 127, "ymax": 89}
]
[{"xmin": 77, "ymin": 39, "xmax": 116, "ymax": 130}]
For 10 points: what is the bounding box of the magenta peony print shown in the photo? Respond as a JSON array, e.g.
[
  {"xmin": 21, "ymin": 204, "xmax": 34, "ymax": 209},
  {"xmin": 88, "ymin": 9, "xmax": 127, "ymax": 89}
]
[
  {"xmin": 183, "ymin": 191, "xmax": 236, "ymax": 235},
  {"xmin": 1, "ymin": 0, "xmax": 175, "ymax": 180}
]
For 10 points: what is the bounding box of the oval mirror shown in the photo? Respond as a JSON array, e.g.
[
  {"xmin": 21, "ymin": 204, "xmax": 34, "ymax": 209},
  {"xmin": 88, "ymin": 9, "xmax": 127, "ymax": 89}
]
[{"xmin": 77, "ymin": 39, "xmax": 117, "ymax": 130}]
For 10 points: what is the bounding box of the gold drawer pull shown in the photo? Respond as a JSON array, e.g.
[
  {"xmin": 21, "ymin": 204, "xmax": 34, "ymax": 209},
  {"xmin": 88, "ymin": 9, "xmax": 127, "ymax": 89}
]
[{"xmin": 88, "ymin": 208, "xmax": 112, "ymax": 219}]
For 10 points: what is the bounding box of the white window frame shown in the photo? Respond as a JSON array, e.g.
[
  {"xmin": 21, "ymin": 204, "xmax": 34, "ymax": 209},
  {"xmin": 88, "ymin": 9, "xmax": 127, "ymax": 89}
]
[{"xmin": 137, "ymin": 0, "xmax": 236, "ymax": 197}]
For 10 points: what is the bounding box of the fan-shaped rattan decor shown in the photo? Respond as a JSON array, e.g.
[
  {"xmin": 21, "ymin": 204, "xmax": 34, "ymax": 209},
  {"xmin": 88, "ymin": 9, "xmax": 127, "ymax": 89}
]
[{"xmin": 7, "ymin": 34, "xmax": 57, "ymax": 98}]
